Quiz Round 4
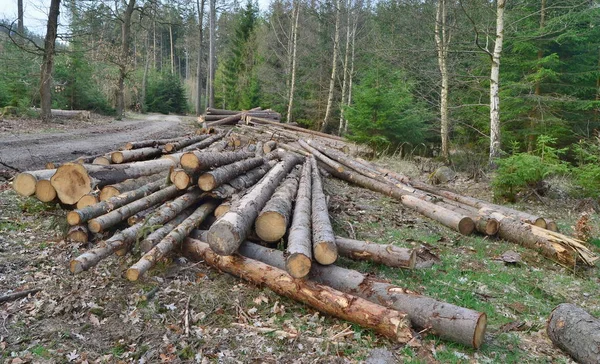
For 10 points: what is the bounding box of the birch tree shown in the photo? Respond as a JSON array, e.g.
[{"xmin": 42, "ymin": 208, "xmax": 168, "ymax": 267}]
[
  {"xmin": 285, "ymin": 0, "xmax": 300, "ymax": 123},
  {"xmin": 489, "ymin": 0, "xmax": 506, "ymax": 162},
  {"xmin": 321, "ymin": 0, "xmax": 341, "ymax": 132},
  {"xmin": 434, "ymin": 0, "xmax": 453, "ymax": 160}
]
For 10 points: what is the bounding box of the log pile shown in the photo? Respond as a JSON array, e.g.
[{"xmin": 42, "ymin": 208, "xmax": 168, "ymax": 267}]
[{"xmin": 9, "ymin": 106, "xmax": 598, "ymax": 350}]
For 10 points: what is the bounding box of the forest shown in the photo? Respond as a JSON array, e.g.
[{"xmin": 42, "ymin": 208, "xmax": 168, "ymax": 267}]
[{"xmin": 2, "ymin": 0, "xmax": 599, "ymax": 180}]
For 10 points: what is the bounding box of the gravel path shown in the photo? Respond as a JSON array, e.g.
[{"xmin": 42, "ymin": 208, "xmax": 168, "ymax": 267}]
[{"xmin": 0, "ymin": 114, "xmax": 190, "ymax": 171}]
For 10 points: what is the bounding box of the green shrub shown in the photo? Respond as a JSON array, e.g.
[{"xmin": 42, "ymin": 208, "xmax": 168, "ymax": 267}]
[
  {"xmin": 145, "ymin": 73, "xmax": 187, "ymax": 114},
  {"xmin": 571, "ymin": 137, "xmax": 600, "ymax": 198},
  {"xmin": 492, "ymin": 135, "xmax": 569, "ymax": 202}
]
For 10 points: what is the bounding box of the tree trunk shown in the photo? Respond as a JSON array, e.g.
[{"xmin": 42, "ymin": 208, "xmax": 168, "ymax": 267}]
[
  {"xmin": 207, "ymin": 154, "xmax": 303, "ymax": 255},
  {"xmin": 209, "ymin": 161, "xmax": 276, "ymax": 199},
  {"xmin": 70, "ymin": 189, "xmax": 204, "ymax": 273},
  {"xmin": 98, "ymin": 172, "xmax": 167, "ymax": 201},
  {"xmin": 181, "ymin": 150, "xmax": 255, "ymax": 174},
  {"xmin": 17, "ymin": 0, "xmax": 24, "ymax": 37},
  {"xmin": 13, "ymin": 169, "xmax": 57, "ymax": 197},
  {"xmin": 163, "ymin": 134, "xmax": 212, "ymax": 153},
  {"xmin": 234, "ymin": 241, "xmax": 486, "ymax": 349},
  {"xmin": 116, "ymin": 0, "xmax": 136, "ymax": 120},
  {"xmin": 286, "ymin": 159, "xmax": 312, "ymax": 278},
  {"xmin": 208, "ymin": 0, "xmax": 216, "ymax": 108},
  {"xmin": 195, "ymin": 0, "xmax": 206, "ymax": 115},
  {"xmin": 310, "ymin": 156, "xmax": 338, "ymax": 265},
  {"xmin": 298, "ymin": 139, "xmax": 344, "ymax": 173},
  {"xmin": 140, "ymin": 208, "xmax": 194, "ymax": 252},
  {"xmin": 39, "ymin": 0, "xmax": 61, "ymax": 122},
  {"xmin": 286, "ymin": 1, "xmax": 300, "ymax": 123},
  {"xmin": 127, "ymin": 205, "xmax": 156, "ymax": 226},
  {"xmin": 198, "ymin": 155, "xmax": 269, "ymax": 191},
  {"xmin": 169, "ymin": 24, "xmax": 174, "ymax": 74},
  {"xmin": 547, "ymin": 303, "xmax": 600, "ymax": 364},
  {"xmin": 88, "ymin": 185, "xmax": 181, "ymax": 233},
  {"xmin": 111, "ymin": 147, "xmax": 163, "ymax": 164},
  {"xmin": 344, "ymin": 5, "xmax": 357, "ymax": 135},
  {"xmin": 489, "ymin": 0, "xmax": 506, "ymax": 162},
  {"xmin": 184, "ymin": 238, "xmax": 414, "ymax": 343},
  {"xmin": 435, "ymin": 0, "xmax": 451, "ymax": 161},
  {"xmin": 338, "ymin": 0, "xmax": 351, "ymax": 136},
  {"xmin": 324, "ymin": 165, "xmax": 475, "ymax": 235},
  {"xmin": 335, "ymin": 237, "xmax": 416, "ymax": 269},
  {"xmin": 51, "ymin": 158, "xmax": 179, "ymax": 205},
  {"xmin": 255, "ymin": 165, "xmax": 302, "ymax": 242},
  {"xmin": 321, "ymin": 0, "xmax": 341, "ymax": 132},
  {"xmin": 127, "ymin": 200, "xmax": 218, "ymax": 281}
]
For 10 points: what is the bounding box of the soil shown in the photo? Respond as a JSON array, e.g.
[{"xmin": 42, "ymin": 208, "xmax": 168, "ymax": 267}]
[{"xmin": 0, "ymin": 114, "xmax": 192, "ymax": 172}]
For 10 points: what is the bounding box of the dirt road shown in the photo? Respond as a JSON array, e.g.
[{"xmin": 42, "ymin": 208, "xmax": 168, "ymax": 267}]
[{"xmin": 0, "ymin": 114, "xmax": 191, "ymax": 171}]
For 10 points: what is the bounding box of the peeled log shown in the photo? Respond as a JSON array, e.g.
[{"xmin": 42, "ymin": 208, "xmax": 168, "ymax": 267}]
[
  {"xmin": 285, "ymin": 159, "xmax": 313, "ymax": 278},
  {"xmin": 181, "ymin": 150, "xmax": 254, "ymax": 174},
  {"xmin": 335, "ymin": 237, "xmax": 415, "ymax": 269},
  {"xmin": 13, "ymin": 169, "xmax": 56, "ymax": 197},
  {"xmin": 298, "ymin": 139, "xmax": 344, "ymax": 173},
  {"xmin": 67, "ymin": 178, "xmax": 166, "ymax": 226},
  {"xmin": 111, "ymin": 147, "xmax": 163, "ymax": 164},
  {"xmin": 88, "ymin": 185, "xmax": 182, "ymax": 233},
  {"xmin": 70, "ymin": 189, "xmax": 204, "ymax": 273},
  {"xmin": 255, "ymin": 166, "xmax": 302, "ymax": 242},
  {"xmin": 547, "ymin": 303, "xmax": 600, "ymax": 364},
  {"xmin": 51, "ymin": 159, "xmax": 178, "ymax": 205},
  {"xmin": 99, "ymin": 172, "xmax": 167, "ymax": 201},
  {"xmin": 183, "ymin": 238, "xmax": 413, "ymax": 343},
  {"xmin": 207, "ymin": 154, "xmax": 303, "ymax": 255},
  {"xmin": 310, "ymin": 156, "xmax": 337, "ymax": 265},
  {"xmin": 35, "ymin": 179, "xmax": 57, "ymax": 202},
  {"xmin": 235, "ymin": 241, "xmax": 486, "ymax": 349},
  {"xmin": 324, "ymin": 165, "xmax": 475, "ymax": 235},
  {"xmin": 127, "ymin": 200, "xmax": 219, "ymax": 281},
  {"xmin": 198, "ymin": 156, "xmax": 267, "ymax": 191},
  {"xmin": 139, "ymin": 208, "xmax": 194, "ymax": 253}
]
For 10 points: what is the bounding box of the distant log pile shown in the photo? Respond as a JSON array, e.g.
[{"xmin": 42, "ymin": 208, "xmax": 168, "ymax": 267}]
[{"xmin": 10, "ymin": 106, "xmax": 599, "ymax": 350}]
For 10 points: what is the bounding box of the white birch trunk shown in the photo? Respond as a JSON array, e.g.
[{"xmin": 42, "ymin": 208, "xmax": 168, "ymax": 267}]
[
  {"xmin": 321, "ymin": 0, "xmax": 342, "ymax": 132},
  {"xmin": 489, "ymin": 0, "xmax": 506, "ymax": 162},
  {"xmin": 338, "ymin": 0, "xmax": 352, "ymax": 136},
  {"xmin": 286, "ymin": 1, "xmax": 300, "ymax": 124},
  {"xmin": 435, "ymin": 0, "xmax": 450, "ymax": 160}
]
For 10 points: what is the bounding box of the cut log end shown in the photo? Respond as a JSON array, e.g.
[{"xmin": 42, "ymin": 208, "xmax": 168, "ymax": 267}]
[
  {"xmin": 546, "ymin": 221, "xmax": 558, "ymax": 232},
  {"xmin": 533, "ymin": 218, "xmax": 547, "ymax": 228},
  {"xmin": 164, "ymin": 143, "xmax": 175, "ymax": 152},
  {"xmin": 407, "ymin": 249, "xmax": 417, "ymax": 269},
  {"xmin": 66, "ymin": 211, "xmax": 81, "ymax": 226},
  {"xmin": 173, "ymin": 170, "xmax": 191, "ymax": 190},
  {"xmin": 51, "ymin": 163, "xmax": 92, "ymax": 205},
  {"xmin": 70, "ymin": 259, "xmax": 84, "ymax": 274},
  {"xmin": 180, "ymin": 153, "xmax": 199, "ymax": 170},
  {"xmin": 126, "ymin": 268, "xmax": 140, "ymax": 281},
  {"xmin": 255, "ymin": 212, "xmax": 287, "ymax": 242},
  {"xmin": 458, "ymin": 217, "xmax": 476, "ymax": 235},
  {"xmin": 285, "ymin": 253, "xmax": 312, "ymax": 278},
  {"xmin": 473, "ymin": 313, "xmax": 487, "ymax": 349},
  {"xmin": 125, "ymin": 142, "xmax": 134, "ymax": 150},
  {"xmin": 198, "ymin": 174, "xmax": 217, "ymax": 191},
  {"xmin": 314, "ymin": 241, "xmax": 338, "ymax": 265},
  {"xmin": 99, "ymin": 186, "xmax": 119, "ymax": 201},
  {"xmin": 66, "ymin": 226, "xmax": 89, "ymax": 243},
  {"xmin": 88, "ymin": 219, "xmax": 102, "ymax": 234},
  {"xmin": 215, "ymin": 203, "xmax": 231, "ymax": 219},
  {"xmin": 207, "ymin": 223, "xmax": 240, "ymax": 256},
  {"xmin": 76, "ymin": 194, "xmax": 98, "ymax": 209},
  {"xmin": 93, "ymin": 156, "xmax": 111, "ymax": 165},
  {"xmin": 35, "ymin": 180, "xmax": 57, "ymax": 202},
  {"xmin": 13, "ymin": 173, "xmax": 38, "ymax": 196},
  {"xmin": 478, "ymin": 218, "xmax": 499, "ymax": 236},
  {"xmin": 111, "ymin": 152, "xmax": 125, "ymax": 164}
]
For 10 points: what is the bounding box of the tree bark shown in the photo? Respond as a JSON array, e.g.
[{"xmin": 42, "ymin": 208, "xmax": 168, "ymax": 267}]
[
  {"xmin": 263, "ymin": 141, "xmax": 277, "ymax": 154},
  {"xmin": 17, "ymin": 0, "xmax": 24, "ymax": 38},
  {"xmin": 39, "ymin": 0, "xmax": 61, "ymax": 122},
  {"xmin": 99, "ymin": 172, "xmax": 167, "ymax": 201},
  {"xmin": 70, "ymin": 189, "xmax": 204, "ymax": 273},
  {"xmin": 127, "ymin": 205, "xmax": 157, "ymax": 226},
  {"xmin": 247, "ymin": 116, "xmax": 346, "ymax": 142},
  {"xmin": 208, "ymin": 161, "xmax": 276, "ymax": 199},
  {"xmin": 198, "ymin": 154, "xmax": 269, "ymax": 191},
  {"xmin": 234, "ymin": 241, "xmax": 486, "ymax": 349},
  {"xmin": 547, "ymin": 303, "xmax": 600, "ymax": 364},
  {"xmin": 335, "ymin": 237, "xmax": 416, "ymax": 269},
  {"xmin": 435, "ymin": 0, "xmax": 451, "ymax": 161},
  {"xmin": 51, "ymin": 159, "xmax": 178, "ymax": 205},
  {"xmin": 125, "ymin": 137, "xmax": 187, "ymax": 150},
  {"xmin": 338, "ymin": 0, "xmax": 351, "ymax": 136},
  {"xmin": 195, "ymin": 0, "xmax": 206, "ymax": 115},
  {"xmin": 299, "ymin": 139, "xmax": 344, "ymax": 173},
  {"xmin": 286, "ymin": 0, "xmax": 300, "ymax": 123},
  {"xmin": 321, "ymin": 0, "xmax": 341, "ymax": 132},
  {"xmin": 310, "ymin": 156, "xmax": 338, "ymax": 265},
  {"xmin": 286, "ymin": 158, "xmax": 312, "ymax": 278},
  {"xmin": 13, "ymin": 169, "xmax": 57, "ymax": 197},
  {"xmin": 67, "ymin": 178, "xmax": 166, "ymax": 226},
  {"xmin": 111, "ymin": 147, "xmax": 163, "ymax": 164},
  {"xmin": 140, "ymin": 208, "xmax": 194, "ymax": 253},
  {"xmin": 116, "ymin": 0, "xmax": 136, "ymax": 120},
  {"xmin": 489, "ymin": 0, "xmax": 506, "ymax": 162},
  {"xmin": 181, "ymin": 150, "xmax": 255, "ymax": 174},
  {"xmin": 255, "ymin": 165, "xmax": 302, "ymax": 242},
  {"xmin": 207, "ymin": 0, "xmax": 216, "ymax": 108},
  {"xmin": 164, "ymin": 134, "xmax": 212, "ymax": 153},
  {"xmin": 207, "ymin": 154, "xmax": 303, "ymax": 255},
  {"xmin": 127, "ymin": 199, "xmax": 218, "ymax": 280},
  {"xmin": 184, "ymin": 238, "xmax": 414, "ymax": 343},
  {"xmin": 88, "ymin": 185, "xmax": 182, "ymax": 233}
]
